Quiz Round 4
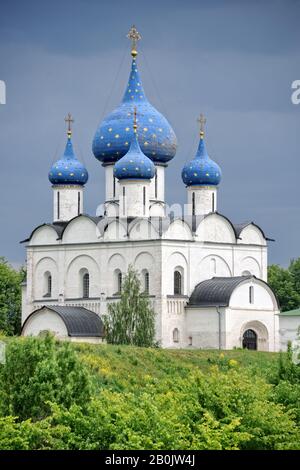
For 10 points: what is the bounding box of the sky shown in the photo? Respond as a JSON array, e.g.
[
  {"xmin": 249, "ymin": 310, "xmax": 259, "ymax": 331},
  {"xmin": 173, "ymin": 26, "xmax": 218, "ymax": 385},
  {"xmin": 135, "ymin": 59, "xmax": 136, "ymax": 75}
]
[{"xmin": 0, "ymin": 0, "xmax": 299, "ymax": 267}]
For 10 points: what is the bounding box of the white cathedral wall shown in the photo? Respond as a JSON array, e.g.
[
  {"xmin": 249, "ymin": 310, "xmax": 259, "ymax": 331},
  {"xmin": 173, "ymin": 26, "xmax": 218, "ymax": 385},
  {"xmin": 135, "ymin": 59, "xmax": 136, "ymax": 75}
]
[
  {"xmin": 24, "ymin": 220, "xmax": 268, "ymax": 347},
  {"xmin": 185, "ymin": 307, "xmax": 226, "ymax": 349},
  {"xmin": 224, "ymin": 309, "xmax": 279, "ymax": 351}
]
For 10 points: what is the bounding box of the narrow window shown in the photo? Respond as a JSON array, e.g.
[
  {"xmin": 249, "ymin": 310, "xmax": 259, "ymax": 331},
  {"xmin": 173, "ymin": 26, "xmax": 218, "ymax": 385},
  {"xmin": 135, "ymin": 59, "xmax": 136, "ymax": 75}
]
[
  {"xmin": 143, "ymin": 186, "xmax": 146, "ymax": 215},
  {"xmin": 57, "ymin": 191, "xmax": 60, "ymax": 220},
  {"xmin": 188, "ymin": 336, "xmax": 193, "ymax": 346},
  {"xmin": 212, "ymin": 192, "xmax": 215, "ymax": 212},
  {"xmin": 113, "ymin": 176, "xmax": 116, "ymax": 198},
  {"xmin": 118, "ymin": 272, "xmax": 122, "ymax": 293},
  {"xmin": 174, "ymin": 270, "xmax": 182, "ymax": 295},
  {"xmin": 47, "ymin": 275, "xmax": 52, "ymax": 296},
  {"xmin": 249, "ymin": 286, "xmax": 254, "ymax": 304},
  {"xmin": 192, "ymin": 192, "xmax": 195, "ymax": 216},
  {"xmin": 122, "ymin": 186, "xmax": 125, "ymax": 215},
  {"xmin": 144, "ymin": 271, "xmax": 149, "ymax": 294},
  {"xmin": 173, "ymin": 328, "xmax": 179, "ymax": 343},
  {"xmin": 78, "ymin": 191, "xmax": 81, "ymax": 215},
  {"xmin": 155, "ymin": 171, "xmax": 158, "ymax": 199},
  {"xmin": 83, "ymin": 273, "xmax": 90, "ymax": 298},
  {"xmin": 211, "ymin": 258, "xmax": 216, "ymax": 275}
]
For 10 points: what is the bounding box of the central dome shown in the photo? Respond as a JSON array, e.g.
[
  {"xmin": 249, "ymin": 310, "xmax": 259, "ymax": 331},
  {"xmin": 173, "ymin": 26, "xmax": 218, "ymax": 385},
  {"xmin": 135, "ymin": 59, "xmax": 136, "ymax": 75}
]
[{"xmin": 92, "ymin": 58, "xmax": 177, "ymax": 164}]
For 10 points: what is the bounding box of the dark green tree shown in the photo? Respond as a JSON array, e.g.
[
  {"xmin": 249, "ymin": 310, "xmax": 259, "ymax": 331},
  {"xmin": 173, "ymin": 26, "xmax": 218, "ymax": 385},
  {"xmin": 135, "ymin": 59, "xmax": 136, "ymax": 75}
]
[
  {"xmin": 104, "ymin": 265, "xmax": 156, "ymax": 347},
  {"xmin": 0, "ymin": 258, "xmax": 25, "ymax": 335},
  {"xmin": 267, "ymin": 264, "xmax": 300, "ymax": 312},
  {"xmin": 289, "ymin": 258, "xmax": 300, "ymax": 295},
  {"xmin": 0, "ymin": 334, "xmax": 91, "ymax": 421}
]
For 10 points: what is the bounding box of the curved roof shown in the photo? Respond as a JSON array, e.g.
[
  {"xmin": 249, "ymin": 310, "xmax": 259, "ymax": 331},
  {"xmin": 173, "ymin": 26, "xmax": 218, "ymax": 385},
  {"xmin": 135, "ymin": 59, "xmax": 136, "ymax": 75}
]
[
  {"xmin": 20, "ymin": 222, "xmax": 68, "ymax": 244},
  {"xmin": 92, "ymin": 58, "xmax": 177, "ymax": 164},
  {"xmin": 22, "ymin": 306, "xmax": 104, "ymax": 337},
  {"xmin": 182, "ymin": 134, "xmax": 221, "ymax": 186},
  {"xmin": 188, "ymin": 275, "xmax": 279, "ymax": 308},
  {"xmin": 188, "ymin": 276, "xmax": 253, "ymax": 307},
  {"xmin": 114, "ymin": 130, "xmax": 155, "ymax": 180},
  {"xmin": 49, "ymin": 134, "xmax": 88, "ymax": 186}
]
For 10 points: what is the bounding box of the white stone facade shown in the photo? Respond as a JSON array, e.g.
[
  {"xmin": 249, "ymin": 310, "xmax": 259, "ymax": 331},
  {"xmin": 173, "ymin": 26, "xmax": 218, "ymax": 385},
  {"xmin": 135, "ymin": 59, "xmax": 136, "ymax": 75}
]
[{"xmin": 21, "ymin": 187, "xmax": 289, "ymax": 351}]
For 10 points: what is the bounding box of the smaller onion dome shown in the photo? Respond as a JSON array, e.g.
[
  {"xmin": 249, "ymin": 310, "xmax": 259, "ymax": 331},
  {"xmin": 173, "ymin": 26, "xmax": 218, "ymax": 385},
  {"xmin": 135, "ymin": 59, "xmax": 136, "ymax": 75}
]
[
  {"xmin": 49, "ymin": 114, "xmax": 88, "ymax": 186},
  {"xmin": 182, "ymin": 115, "xmax": 221, "ymax": 186},
  {"xmin": 114, "ymin": 110, "xmax": 155, "ymax": 180}
]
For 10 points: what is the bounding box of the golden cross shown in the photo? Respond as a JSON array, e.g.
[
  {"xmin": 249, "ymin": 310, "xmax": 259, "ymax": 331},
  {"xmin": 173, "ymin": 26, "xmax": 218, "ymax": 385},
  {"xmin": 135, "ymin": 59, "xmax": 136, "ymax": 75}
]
[
  {"xmin": 127, "ymin": 25, "xmax": 141, "ymax": 58},
  {"xmin": 65, "ymin": 113, "xmax": 74, "ymax": 134},
  {"xmin": 197, "ymin": 113, "xmax": 206, "ymax": 136}
]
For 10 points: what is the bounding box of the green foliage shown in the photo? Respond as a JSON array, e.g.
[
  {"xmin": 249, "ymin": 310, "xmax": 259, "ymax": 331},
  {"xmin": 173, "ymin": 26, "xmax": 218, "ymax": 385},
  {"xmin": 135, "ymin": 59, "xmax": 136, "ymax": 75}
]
[
  {"xmin": 0, "ymin": 334, "xmax": 92, "ymax": 421},
  {"xmin": 0, "ymin": 257, "xmax": 25, "ymax": 335},
  {"xmin": 268, "ymin": 264, "xmax": 300, "ymax": 311},
  {"xmin": 0, "ymin": 341, "xmax": 299, "ymax": 450},
  {"xmin": 104, "ymin": 265, "xmax": 156, "ymax": 347}
]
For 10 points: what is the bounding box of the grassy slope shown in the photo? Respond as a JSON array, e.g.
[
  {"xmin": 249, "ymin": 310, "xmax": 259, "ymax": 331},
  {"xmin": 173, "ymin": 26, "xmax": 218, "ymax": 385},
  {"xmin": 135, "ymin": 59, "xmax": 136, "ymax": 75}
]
[{"xmin": 74, "ymin": 343, "xmax": 279, "ymax": 390}]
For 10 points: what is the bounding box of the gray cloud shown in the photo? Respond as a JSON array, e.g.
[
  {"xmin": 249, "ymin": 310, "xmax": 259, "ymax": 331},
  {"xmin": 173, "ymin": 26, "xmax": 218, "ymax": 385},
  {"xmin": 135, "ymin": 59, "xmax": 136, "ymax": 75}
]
[{"xmin": 0, "ymin": 0, "xmax": 299, "ymax": 266}]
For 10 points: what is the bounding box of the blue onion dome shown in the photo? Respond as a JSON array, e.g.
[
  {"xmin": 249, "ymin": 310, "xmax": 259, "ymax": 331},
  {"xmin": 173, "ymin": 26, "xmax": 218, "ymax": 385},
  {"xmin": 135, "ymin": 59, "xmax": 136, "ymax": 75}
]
[
  {"xmin": 114, "ymin": 112, "xmax": 155, "ymax": 180},
  {"xmin": 48, "ymin": 121, "xmax": 88, "ymax": 186},
  {"xmin": 92, "ymin": 27, "xmax": 177, "ymax": 165},
  {"xmin": 182, "ymin": 123, "xmax": 222, "ymax": 186}
]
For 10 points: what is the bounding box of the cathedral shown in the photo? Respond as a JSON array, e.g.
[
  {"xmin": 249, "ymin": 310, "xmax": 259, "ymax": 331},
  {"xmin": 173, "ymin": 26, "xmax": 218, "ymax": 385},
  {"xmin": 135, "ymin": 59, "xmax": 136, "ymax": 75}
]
[{"xmin": 21, "ymin": 26, "xmax": 283, "ymax": 351}]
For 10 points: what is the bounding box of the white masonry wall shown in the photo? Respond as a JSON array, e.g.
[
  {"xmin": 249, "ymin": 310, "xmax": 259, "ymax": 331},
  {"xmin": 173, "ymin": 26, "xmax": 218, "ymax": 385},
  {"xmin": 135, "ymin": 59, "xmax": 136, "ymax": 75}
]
[
  {"xmin": 23, "ymin": 211, "xmax": 272, "ymax": 348},
  {"xmin": 53, "ymin": 185, "xmax": 83, "ymax": 222},
  {"xmin": 186, "ymin": 185, "xmax": 218, "ymax": 215}
]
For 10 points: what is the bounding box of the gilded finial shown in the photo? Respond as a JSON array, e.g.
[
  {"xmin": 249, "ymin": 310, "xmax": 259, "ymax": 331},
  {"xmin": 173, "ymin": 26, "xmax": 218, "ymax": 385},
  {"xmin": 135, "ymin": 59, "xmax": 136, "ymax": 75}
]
[
  {"xmin": 65, "ymin": 113, "xmax": 74, "ymax": 138},
  {"xmin": 133, "ymin": 106, "xmax": 138, "ymax": 133},
  {"xmin": 197, "ymin": 113, "xmax": 206, "ymax": 139},
  {"xmin": 127, "ymin": 25, "xmax": 141, "ymax": 58}
]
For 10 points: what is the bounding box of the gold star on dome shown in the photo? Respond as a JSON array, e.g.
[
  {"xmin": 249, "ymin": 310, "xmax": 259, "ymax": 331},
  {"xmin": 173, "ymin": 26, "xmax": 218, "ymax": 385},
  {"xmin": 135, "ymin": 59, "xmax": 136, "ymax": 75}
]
[
  {"xmin": 115, "ymin": 134, "xmax": 120, "ymax": 138},
  {"xmin": 108, "ymin": 128, "xmax": 112, "ymax": 132},
  {"xmin": 125, "ymin": 127, "xmax": 130, "ymax": 131}
]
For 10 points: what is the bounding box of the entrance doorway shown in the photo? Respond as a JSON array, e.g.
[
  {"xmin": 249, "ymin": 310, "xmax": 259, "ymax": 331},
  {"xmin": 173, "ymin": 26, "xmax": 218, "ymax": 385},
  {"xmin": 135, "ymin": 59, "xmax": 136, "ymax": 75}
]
[{"xmin": 242, "ymin": 329, "xmax": 257, "ymax": 350}]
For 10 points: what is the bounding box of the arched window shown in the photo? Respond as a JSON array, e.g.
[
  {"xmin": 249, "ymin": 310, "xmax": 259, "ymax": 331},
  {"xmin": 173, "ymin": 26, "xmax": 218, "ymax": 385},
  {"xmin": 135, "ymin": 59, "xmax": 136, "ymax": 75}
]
[
  {"xmin": 113, "ymin": 176, "xmax": 116, "ymax": 198},
  {"xmin": 142, "ymin": 270, "xmax": 149, "ymax": 294},
  {"xmin": 212, "ymin": 192, "xmax": 215, "ymax": 212},
  {"xmin": 114, "ymin": 270, "xmax": 122, "ymax": 295},
  {"xmin": 174, "ymin": 270, "xmax": 182, "ymax": 295},
  {"xmin": 118, "ymin": 272, "xmax": 122, "ymax": 293},
  {"xmin": 173, "ymin": 328, "xmax": 179, "ymax": 343},
  {"xmin": 249, "ymin": 286, "xmax": 254, "ymax": 304},
  {"xmin": 155, "ymin": 171, "xmax": 158, "ymax": 199},
  {"xmin": 83, "ymin": 272, "xmax": 90, "ymax": 299},
  {"xmin": 44, "ymin": 272, "xmax": 52, "ymax": 297}
]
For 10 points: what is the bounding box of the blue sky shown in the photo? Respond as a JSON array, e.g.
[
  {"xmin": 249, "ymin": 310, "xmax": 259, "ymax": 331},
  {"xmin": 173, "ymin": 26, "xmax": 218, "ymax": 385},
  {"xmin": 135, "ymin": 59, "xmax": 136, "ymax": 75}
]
[{"xmin": 0, "ymin": 0, "xmax": 299, "ymax": 266}]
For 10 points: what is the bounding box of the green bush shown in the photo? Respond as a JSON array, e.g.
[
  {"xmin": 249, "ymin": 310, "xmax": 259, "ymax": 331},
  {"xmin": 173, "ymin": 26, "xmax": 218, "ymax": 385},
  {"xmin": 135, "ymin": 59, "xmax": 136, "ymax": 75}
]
[{"xmin": 0, "ymin": 334, "xmax": 92, "ymax": 421}]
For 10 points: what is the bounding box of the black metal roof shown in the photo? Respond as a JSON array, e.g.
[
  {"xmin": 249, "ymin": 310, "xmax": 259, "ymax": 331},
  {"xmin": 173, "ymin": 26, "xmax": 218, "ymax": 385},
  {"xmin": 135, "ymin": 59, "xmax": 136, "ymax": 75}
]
[
  {"xmin": 22, "ymin": 306, "xmax": 104, "ymax": 337},
  {"xmin": 188, "ymin": 276, "xmax": 253, "ymax": 307}
]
